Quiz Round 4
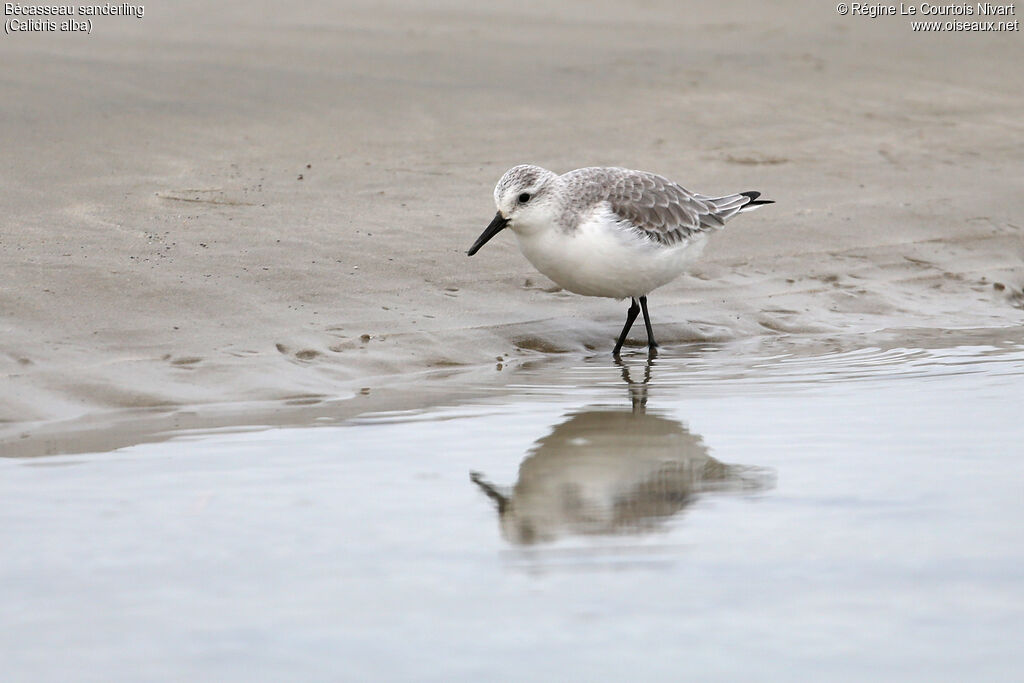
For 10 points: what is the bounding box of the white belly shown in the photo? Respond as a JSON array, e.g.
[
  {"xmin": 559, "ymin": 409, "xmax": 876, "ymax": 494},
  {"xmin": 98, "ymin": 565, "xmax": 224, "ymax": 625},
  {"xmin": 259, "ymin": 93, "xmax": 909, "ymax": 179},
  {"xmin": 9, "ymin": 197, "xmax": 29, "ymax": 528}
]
[{"xmin": 513, "ymin": 220, "xmax": 707, "ymax": 299}]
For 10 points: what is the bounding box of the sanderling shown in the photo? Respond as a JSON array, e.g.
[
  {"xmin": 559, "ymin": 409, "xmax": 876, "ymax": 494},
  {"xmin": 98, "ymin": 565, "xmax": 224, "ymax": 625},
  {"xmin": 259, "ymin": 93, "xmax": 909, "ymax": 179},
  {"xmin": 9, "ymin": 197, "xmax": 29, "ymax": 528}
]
[{"xmin": 467, "ymin": 164, "xmax": 773, "ymax": 356}]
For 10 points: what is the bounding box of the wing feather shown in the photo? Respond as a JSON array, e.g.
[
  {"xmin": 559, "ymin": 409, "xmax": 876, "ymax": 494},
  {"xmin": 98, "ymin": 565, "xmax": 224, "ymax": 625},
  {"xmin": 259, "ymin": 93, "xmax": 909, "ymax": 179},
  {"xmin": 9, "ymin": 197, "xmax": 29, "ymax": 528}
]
[
  {"xmin": 557, "ymin": 167, "xmax": 763, "ymax": 246},
  {"xmin": 601, "ymin": 169, "xmax": 750, "ymax": 246}
]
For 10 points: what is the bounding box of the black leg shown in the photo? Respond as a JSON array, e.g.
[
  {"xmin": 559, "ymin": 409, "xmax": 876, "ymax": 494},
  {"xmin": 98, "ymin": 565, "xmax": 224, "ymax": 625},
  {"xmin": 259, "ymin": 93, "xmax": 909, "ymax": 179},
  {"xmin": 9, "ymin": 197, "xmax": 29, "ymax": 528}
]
[
  {"xmin": 612, "ymin": 298, "xmax": 641, "ymax": 357},
  {"xmin": 639, "ymin": 295, "xmax": 658, "ymax": 351}
]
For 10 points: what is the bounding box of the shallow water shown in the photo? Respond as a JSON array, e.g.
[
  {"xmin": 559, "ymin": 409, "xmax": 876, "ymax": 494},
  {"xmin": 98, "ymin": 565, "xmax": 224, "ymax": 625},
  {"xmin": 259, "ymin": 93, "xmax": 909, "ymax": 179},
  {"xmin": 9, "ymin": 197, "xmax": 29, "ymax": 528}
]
[{"xmin": 3, "ymin": 334, "xmax": 1024, "ymax": 681}]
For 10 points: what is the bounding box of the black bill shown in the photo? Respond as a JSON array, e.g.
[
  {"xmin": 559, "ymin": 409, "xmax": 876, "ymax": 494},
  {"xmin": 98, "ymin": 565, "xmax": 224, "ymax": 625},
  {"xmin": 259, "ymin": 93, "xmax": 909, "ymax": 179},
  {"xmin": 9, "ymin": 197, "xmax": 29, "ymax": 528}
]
[{"xmin": 467, "ymin": 212, "xmax": 509, "ymax": 256}]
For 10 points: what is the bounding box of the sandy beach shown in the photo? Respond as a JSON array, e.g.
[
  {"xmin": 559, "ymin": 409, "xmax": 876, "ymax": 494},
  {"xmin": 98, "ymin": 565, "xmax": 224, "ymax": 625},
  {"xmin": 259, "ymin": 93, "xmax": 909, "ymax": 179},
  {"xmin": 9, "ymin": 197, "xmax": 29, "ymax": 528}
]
[
  {"xmin": 2, "ymin": 0, "xmax": 1023, "ymax": 446},
  {"xmin": 4, "ymin": 4, "xmax": 1024, "ymax": 678}
]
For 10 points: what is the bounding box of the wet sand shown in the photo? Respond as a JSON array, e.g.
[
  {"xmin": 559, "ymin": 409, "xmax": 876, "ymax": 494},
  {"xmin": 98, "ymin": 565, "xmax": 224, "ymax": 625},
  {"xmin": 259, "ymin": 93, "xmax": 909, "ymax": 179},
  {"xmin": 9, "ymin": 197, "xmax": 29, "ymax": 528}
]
[{"xmin": 2, "ymin": 1, "xmax": 1023, "ymax": 449}]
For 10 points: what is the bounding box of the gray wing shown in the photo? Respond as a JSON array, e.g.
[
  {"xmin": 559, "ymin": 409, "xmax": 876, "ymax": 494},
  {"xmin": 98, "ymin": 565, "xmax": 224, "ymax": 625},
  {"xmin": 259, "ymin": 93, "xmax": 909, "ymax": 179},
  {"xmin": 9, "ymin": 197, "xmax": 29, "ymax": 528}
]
[{"xmin": 603, "ymin": 169, "xmax": 752, "ymax": 247}]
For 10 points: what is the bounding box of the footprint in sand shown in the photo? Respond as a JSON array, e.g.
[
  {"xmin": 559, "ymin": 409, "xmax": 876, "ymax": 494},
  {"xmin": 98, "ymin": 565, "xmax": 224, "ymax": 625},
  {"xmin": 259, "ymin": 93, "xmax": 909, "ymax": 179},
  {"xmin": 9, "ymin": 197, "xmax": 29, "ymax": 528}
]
[{"xmin": 275, "ymin": 343, "xmax": 322, "ymax": 361}]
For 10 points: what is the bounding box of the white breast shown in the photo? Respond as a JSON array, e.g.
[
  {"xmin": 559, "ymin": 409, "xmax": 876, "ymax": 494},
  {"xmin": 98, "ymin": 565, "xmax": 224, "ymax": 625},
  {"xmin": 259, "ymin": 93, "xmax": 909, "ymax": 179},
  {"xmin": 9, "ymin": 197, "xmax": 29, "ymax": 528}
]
[{"xmin": 513, "ymin": 209, "xmax": 707, "ymax": 299}]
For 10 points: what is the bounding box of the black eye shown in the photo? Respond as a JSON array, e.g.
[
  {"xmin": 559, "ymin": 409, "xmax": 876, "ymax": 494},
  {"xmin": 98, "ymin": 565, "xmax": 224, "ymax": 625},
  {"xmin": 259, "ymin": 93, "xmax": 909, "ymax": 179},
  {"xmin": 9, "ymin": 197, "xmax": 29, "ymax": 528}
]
[{"xmin": 518, "ymin": 192, "xmax": 532, "ymax": 204}]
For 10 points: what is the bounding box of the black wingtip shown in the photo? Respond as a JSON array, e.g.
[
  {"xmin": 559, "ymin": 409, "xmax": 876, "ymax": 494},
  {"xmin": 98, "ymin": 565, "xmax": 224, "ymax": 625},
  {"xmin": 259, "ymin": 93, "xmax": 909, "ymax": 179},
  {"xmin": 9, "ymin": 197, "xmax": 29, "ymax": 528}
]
[{"xmin": 740, "ymin": 191, "xmax": 774, "ymax": 206}]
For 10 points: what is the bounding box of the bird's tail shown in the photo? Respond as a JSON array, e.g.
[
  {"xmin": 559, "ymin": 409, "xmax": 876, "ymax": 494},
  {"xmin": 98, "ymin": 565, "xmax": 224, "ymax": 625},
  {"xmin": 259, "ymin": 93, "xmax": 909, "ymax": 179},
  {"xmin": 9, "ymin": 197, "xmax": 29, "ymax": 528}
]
[
  {"xmin": 699, "ymin": 191, "xmax": 774, "ymax": 224},
  {"xmin": 737, "ymin": 191, "xmax": 775, "ymax": 213}
]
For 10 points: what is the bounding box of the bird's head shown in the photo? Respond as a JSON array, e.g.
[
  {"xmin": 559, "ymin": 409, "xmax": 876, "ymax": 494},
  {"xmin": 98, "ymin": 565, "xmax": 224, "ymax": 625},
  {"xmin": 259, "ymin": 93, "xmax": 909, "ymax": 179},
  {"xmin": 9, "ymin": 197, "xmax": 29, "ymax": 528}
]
[{"xmin": 467, "ymin": 165, "xmax": 557, "ymax": 255}]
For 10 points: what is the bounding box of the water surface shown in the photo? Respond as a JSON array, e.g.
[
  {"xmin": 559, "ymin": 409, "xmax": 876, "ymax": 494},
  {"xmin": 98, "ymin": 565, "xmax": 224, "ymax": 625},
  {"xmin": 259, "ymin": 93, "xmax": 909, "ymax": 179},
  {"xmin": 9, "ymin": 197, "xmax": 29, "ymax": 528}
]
[{"xmin": 3, "ymin": 333, "xmax": 1023, "ymax": 681}]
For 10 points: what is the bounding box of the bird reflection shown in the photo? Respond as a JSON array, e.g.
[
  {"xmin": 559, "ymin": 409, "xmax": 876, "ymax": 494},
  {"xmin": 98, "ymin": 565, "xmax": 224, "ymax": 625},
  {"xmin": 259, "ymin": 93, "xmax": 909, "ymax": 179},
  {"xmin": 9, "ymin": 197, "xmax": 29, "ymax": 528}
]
[{"xmin": 471, "ymin": 359, "xmax": 771, "ymax": 545}]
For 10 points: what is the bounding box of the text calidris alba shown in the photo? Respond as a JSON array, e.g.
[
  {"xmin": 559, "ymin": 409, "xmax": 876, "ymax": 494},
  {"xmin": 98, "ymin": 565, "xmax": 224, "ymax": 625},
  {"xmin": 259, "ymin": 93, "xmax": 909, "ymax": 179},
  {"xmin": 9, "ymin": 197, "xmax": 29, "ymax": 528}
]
[{"xmin": 468, "ymin": 165, "xmax": 773, "ymax": 356}]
